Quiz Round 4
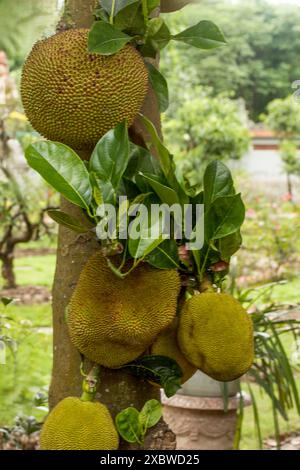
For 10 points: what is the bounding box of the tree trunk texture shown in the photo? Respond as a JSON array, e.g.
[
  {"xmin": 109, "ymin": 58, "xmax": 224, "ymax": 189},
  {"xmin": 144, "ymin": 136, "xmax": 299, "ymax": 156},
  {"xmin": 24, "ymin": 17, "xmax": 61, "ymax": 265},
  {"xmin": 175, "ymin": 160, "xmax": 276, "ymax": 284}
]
[
  {"xmin": 49, "ymin": 0, "xmax": 176, "ymax": 450},
  {"xmin": 1, "ymin": 253, "xmax": 16, "ymax": 289}
]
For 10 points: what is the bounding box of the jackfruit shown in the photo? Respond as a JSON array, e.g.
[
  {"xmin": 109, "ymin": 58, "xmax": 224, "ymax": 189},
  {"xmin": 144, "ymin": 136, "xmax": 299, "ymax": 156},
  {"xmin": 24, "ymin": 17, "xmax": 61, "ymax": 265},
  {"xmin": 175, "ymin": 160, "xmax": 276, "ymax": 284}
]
[
  {"xmin": 21, "ymin": 29, "xmax": 148, "ymax": 150},
  {"xmin": 151, "ymin": 321, "xmax": 197, "ymax": 384},
  {"xmin": 67, "ymin": 252, "xmax": 180, "ymax": 368},
  {"xmin": 178, "ymin": 293, "xmax": 254, "ymax": 382},
  {"xmin": 40, "ymin": 397, "xmax": 119, "ymax": 450}
]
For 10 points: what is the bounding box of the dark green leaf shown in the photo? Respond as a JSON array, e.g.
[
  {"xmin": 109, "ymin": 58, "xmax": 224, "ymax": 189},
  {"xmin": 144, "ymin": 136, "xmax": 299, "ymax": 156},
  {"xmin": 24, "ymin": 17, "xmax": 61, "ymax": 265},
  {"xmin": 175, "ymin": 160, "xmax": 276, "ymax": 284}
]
[
  {"xmin": 147, "ymin": 0, "xmax": 160, "ymax": 13},
  {"xmin": 25, "ymin": 141, "xmax": 92, "ymax": 210},
  {"xmin": 141, "ymin": 18, "xmax": 171, "ymax": 57},
  {"xmin": 88, "ymin": 21, "xmax": 132, "ymax": 55},
  {"xmin": 90, "ymin": 172, "xmax": 116, "ymax": 205},
  {"xmin": 203, "ymin": 161, "xmax": 235, "ymax": 209},
  {"xmin": 139, "ymin": 399, "xmax": 162, "ymax": 433},
  {"xmin": 115, "ymin": 407, "xmax": 142, "ymax": 444},
  {"xmin": 147, "ymin": 63, "xmax": 169, "ymax": 112},
  {"xmin": 90, "ymin": 121, "xmax": 130, "ymax": 189},
  {"xmin": 114, "ymin": 2, "xmax": 145, "ymax": 34},
  {"xmin": 218, "ymin": 230, "xmax": 242, "ymax": 261},
  {"xmin": 140, "ymin": 173, "xmax": 180, "ymax": 205},
  {"xmin": 146, "ymin": 239, "xmax": 180, "ymax": 269},
  {"xmin": 101, "ymin": 0, "xmax": 139, "ymax": 16},
  {"xmin": 1, "ymin": 297, "xmax": 13, "ymax": 307},
  {"xmin": 123, "ymin": 355, "xmax": 182, "ymax": 398},
  {"xmin": 205, "ymin": 194, "xmax": 245, "ymax": 242},
  {"xmin": 124, "ymin": 143, "xmax": 162, "ymax": 192},
  {"xmin": 173, "ymin": 20, "xmax": 226, "ymax": 50},
  {"xmin": 47, "ymin": 210, "xmax": 94, "ymax": 233}
]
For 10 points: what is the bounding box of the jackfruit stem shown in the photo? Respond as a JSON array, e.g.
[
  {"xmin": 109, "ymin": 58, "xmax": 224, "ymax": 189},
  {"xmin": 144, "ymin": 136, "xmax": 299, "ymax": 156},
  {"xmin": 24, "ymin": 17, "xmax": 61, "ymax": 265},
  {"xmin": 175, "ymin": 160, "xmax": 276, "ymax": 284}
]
[
  {"xmin": 199, "ymin": 275, "xmax": 214, "ymax": 293},
  {"xmin": 80, "ymin": 365, "xmax": 100, "ymax": 402}
]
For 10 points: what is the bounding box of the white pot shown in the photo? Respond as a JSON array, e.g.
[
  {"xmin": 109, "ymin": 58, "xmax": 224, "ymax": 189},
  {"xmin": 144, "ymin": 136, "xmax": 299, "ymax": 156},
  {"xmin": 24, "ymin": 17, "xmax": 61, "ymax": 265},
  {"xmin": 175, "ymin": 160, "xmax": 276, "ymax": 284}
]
[{"xmin": 178, "ymin": 370, "xmax": 239, "ymax": 398}]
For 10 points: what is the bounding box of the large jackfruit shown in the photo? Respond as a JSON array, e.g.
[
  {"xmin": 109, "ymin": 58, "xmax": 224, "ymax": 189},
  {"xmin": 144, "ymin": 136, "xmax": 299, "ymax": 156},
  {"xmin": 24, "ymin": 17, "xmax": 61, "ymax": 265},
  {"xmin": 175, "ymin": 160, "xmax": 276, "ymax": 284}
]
[
  {"xmin": 178, "ymin": 293, "xmax": 254, "ymax": 382},
  {"xmin": 150, "ymin": 321, "xmax": 197, "ymax": 384},
  {"xmin": 21, "ymin": 29, "xmax": 148, "ymax": 149},
  {"xmin": 67, "ymin": 252, "xmax": 180, "ymax": 368},
  {"xmin": 40, "ymin": 397, "xmax": 119, "ymax": 450}
]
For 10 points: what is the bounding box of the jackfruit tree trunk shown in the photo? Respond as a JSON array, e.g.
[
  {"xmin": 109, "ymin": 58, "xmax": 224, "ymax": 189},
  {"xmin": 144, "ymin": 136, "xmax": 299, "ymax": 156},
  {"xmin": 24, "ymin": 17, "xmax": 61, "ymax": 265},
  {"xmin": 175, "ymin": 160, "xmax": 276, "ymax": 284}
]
[{"xmin": 49, "ymin": 0, "xmax": 176, "ymax": 450}]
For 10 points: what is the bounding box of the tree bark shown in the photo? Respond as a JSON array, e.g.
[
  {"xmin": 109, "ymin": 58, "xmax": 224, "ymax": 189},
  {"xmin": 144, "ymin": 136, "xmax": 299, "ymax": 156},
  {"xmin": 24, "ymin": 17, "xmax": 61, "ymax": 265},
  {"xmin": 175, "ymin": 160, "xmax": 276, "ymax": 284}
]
[
  {"xmin": 1, "ymin": 253, "xmax": 16, "ymax": 289},
  {"xmin": 49, "ymin": 0, "xmax": 176, "ymax": 450}
]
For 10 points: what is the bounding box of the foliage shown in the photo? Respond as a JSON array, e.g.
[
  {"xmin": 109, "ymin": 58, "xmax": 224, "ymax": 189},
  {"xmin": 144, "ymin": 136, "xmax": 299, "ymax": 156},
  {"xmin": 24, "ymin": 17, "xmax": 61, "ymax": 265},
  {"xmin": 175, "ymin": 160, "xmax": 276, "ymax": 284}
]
[
  {"xmin": 279, "ymin": 140, "xmax": 300, "ymax": 180},
  {"xmin": 163, "ymin": 87, "xmax": 250, "ymax": 187},
  {"xmin": 0, "ymin": 415, "xmax": 42, "ymax": 450},
  {"xmin": 263, "ymin": 96, "xmax": 300, "ymax": 137},
  {"xmin": 0, "ymin": 0, "xmax": 59, "ymax": 69},
  {"xmin": 160, "ymin": 0, "xmax": 300, "ymax": 120},
  {"xmin": 115, "ymin": 399, "xmax": 162, "ymax": 445}
]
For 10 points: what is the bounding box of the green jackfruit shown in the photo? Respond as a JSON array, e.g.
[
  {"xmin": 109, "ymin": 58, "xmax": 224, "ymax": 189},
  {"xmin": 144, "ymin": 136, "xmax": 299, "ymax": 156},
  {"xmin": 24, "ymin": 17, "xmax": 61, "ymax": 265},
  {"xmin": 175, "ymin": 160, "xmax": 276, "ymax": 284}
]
[
  {"xmin": 67, "ymin": 252, "xmax": 180, "ymax": 368},
  {"xmin": 40, "ymin": 397, "xmax": 119, "ymax": 450},
  {"xmin": 178, "ymin": 293, "xmax": 254, "ymax": 382},
  {"xmin": 21, "ymin": 29, "xmax": 148, "ymax": 149},
  {"xmin": 151, "ymin": 321, "xmax": 197, "ymax": 384}
]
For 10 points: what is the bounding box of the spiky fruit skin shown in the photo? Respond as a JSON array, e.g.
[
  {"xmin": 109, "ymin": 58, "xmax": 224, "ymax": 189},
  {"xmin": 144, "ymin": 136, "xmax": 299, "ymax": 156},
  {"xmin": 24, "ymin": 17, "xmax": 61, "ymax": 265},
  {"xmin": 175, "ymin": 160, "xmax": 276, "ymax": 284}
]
[
  {"xmin": 21, "ymin": 29, "xmax": 148, "ymax": 150},
  {"xmin": 40, "ymin": 397, "xmax": 119, "ymax": 450},
  {"xmin": 151, "ymin": 321, "xmax": 197, "ymax": 384},
  {"xmin": 178, "ymin": 293, "xmax": 254, "ymax": 382},
  {"xmin": 67, "ymin": 252, "xmax": 180, "ymax": 368}
]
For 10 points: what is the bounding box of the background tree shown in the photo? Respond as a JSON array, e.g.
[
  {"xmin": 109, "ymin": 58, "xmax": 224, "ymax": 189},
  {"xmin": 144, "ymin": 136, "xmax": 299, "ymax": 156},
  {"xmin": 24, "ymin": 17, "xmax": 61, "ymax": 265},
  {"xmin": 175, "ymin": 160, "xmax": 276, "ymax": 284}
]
[
  {"xmin": 163, "ymin": 87, "xmax": 250, "ymax": 187},
  {"xmin": 161, "ymin": 0, "xmax": 300, "ymax": 120},
  {"xmin": 263, "ymin": 96, "xmax": 300, "ymax": 197}
]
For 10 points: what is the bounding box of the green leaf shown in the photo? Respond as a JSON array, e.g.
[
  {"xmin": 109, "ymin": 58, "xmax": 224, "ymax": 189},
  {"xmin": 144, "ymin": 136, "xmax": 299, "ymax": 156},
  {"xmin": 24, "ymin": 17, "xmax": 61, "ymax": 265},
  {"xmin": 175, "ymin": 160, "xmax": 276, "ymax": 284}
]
[
  {"xmin": 124, "ymin": 143, "xmax": 162, "ymax": 193},
  {"xmin": 203, "ymin": 161, "xmax": 235, "ymax": 209},
  {"xmin": 1, "ymin": 297, "xmax": 13, "ymax": 307},
  {"xmin": 47, "ymin": 210, "xmax": 94, "ymax": 233},
  {"xmin": 147, "ymin": 0, "xmax": 160, "ymax": 13},
  {"xmin": 140, "ymin": 173, "xmax": 180, "ymax": 205},
  {"xmin": 114, "ymin": 2, "xmax": 145, "ymax": 34},
  {"xmin": 147, "ymin": 63, "xmax": 169, "ymax": 112},
  {"xmin": 173, "ymin": 20, "xmax": 226, "ymax": 50},
  {"xmin": 88, "ymin": 21, "xmax": 132, "ymax": 55},
  {"xmin": 140, "ymin": 115, "xmax": 188, "ymax": 205},
  {"xmin": 123, "ymin": 355, "xmax": 182, "ymax": 398},
  {"xmin": 146, "ymin": 239, "xmax": 180, "ymax": 269},
  {"xmin": 90, "ymin": 122, "xmax": 130, "ymax": 189},
  {"xmin": 218, "ymin": 230, "xmax": 243, "ymax": 261},
  {"xmin": 115, "ymin": 407, "xmax": 142, "ymax": 444},
  {"xmin": 25, "ymin": 141, "xmax": 92, "ymax": 210},
  {"xmin": 90, "ymin": 172, "xmax": 116, "ymax": 205},
  {"xmin": 139, "ymin": 399, "xmax": 162, "ymax": 434},
  {"xmin": 141, "ymin": 18, "xmax": 171, "ymax": 57},
  {"xmin": 101, "ymin": 0, "xmax": 139, "ymax": 16},
  {"xmin": 205, "ymin": 194, "xmax": 245, "ymax": 242}
]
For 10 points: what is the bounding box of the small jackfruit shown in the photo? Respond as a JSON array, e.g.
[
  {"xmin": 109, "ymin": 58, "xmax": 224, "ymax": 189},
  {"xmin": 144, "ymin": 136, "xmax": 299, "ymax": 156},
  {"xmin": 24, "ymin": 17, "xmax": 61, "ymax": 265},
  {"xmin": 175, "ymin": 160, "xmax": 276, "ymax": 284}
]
[
  {"xmin": 151, "ymin": 321, "xmax": 197, "ymax": 384},
  {"xmin": 21, "ymin": 29, "xmax": 148, "ymax": 149},
  {"xmin": 67, "ymin": 252, "xmax": 180, "ymax": 368},
  {"xmin": 40, "ymin": 397, "xmax": 119, "ymax": 450},
  {"xmin": 178, "ymin": 293, "xmax": 254, "ymax": 382}
]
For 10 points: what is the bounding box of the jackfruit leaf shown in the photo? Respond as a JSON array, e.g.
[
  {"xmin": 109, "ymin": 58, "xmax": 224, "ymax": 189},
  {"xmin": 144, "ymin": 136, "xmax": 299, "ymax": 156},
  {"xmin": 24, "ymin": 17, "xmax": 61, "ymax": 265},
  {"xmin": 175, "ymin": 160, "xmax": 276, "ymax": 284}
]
[
  {"xmin": 203, "ymin": 161, "xmax": 235, "ymax": 209},
  {"xmin": 1, "ymin": 297, "xmax": 13, "ymax": 307},
  {"xmin": 47, "ymin": 210, "xmax": 95, "ymax": 234},
  {"xmin": 90, "ymin": 172, "xmax": 116, "ymax": 206},
  {"xmin": 124, "ymin": 144, "xmax": 162, "ymax": 193},
  {"xmin": 25, "ymin": 142, "xmax": 92, "ymax": 210},
  {"xmin": 160, "ymin": 0, "xmax": 191, "ymax": 13},
  {"xmin": 140, "ymin": 115, "xmax": 189, "ymax": 205},
  {"xmin": 115, "ymin": 407, "xmax": 142, "ymax": 444},
  {"xmin": 123, "ymin": 355, "xmax": 182, "ymax": 398},
  {"xmin": 128, "ymin": 210, "xmax": 166, "ymax": 259},
  {"xmin": 140, "ymin": 173, "xmax": 180, "ymax": 205},
  {"xmin": 140, "ymin": 18, "xmax": 171, "ymax": 57},
  {"xmin": 205, "ymin": 194, "xmax": 245, "ymax": 242},
  {"xmin": 101, "ymin": 0, "xmax": 139, "ymax": 16},
  {"xmin": 146, "ymin": 239, "xmax": 180, "ymax": 269},
  {"xmin": 90, "ymin": 122, "xmax": 130, "ymax": 191},
  {"xmin": 147, "ymin": 63, "xmax": 169, "ymax": 112},
  {"xmin": 218, "ymin": 230, "xmax": 243, "ymax": 261},
  {"xmin": 114, "ymin": 2, "xmax": 145, "ymax": 35},
  {"xmin": 173, "ymin": 20, "xmax": 226, "ymax": 50},
  {"xmin": 139, "ymin": 399, "xmax": 162, "ymax": 433},
  {"xmin": 88, "ymin": 21, "xmax": 132, "ymax": 55}
]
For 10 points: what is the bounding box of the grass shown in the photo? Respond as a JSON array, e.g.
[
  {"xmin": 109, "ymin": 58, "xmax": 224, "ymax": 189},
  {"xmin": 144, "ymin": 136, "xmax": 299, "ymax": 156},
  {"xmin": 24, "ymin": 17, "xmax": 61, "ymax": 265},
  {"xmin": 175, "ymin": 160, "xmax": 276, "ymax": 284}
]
[{"xmin": 0, "ymin": 253, "xmax": 299, "ymax": 448}]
